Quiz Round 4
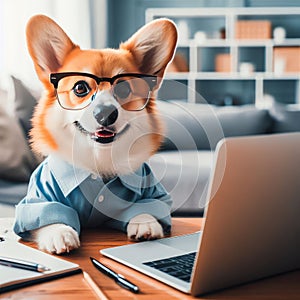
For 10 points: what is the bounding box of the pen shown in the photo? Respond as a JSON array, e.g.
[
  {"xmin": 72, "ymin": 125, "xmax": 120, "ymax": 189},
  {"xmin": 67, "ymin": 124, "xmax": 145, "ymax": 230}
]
[
  {"xmin": 83, "ymin": 271, "xmax": 109, "ymax": 300},
  {"xmin": 0, "ymin": 256, "xmax": 50, "ymax": 273},
  {"xmin": 90, "ymin": 257, "xmax": 139, "ymax": 293}
]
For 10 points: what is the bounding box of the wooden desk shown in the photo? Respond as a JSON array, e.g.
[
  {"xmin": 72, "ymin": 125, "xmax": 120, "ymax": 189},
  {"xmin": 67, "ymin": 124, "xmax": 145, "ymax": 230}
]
[{"xmin": 1, "ymin": 218, "xmax": 300, "ymax": 300}]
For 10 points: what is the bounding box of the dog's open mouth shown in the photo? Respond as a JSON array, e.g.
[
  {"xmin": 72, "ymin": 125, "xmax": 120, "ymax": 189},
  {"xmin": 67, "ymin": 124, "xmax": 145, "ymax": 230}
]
[
  {"xmin": 74, "ymin": 121, "xmax": 128, "ymax": 144},
  {"xmin": 92, "ymin": 128, "xmax": 116, "ymax": 144}
]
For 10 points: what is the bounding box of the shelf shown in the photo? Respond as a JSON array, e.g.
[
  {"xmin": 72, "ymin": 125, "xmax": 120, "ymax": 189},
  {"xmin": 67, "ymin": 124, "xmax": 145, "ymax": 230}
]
[
  {"xmin": 165, "ymin": 72, "xmax": 300, "ymax": 80},
  {"xmin": 178, "ymin": 39, "xmax": 300, "ymax": 48},
  {"xmin": 146, "ymin": 7, "xmax": 300, "ymax": 19},
  {"xmin": 273, "ymin": 39, "xmax": 300, "ymax": 46},
  {"xmin": 178, "ymin": 39, "xmax": 230, "ymax": 47},
  {"xmin": 164, "ymin": 72, "xmax": 190, "ymax": 80},
  {"xmin": 148, "ymin": 7, "xmax": 300, "ymax": 104},
  {"xmin": 262, "ymin": 73, "xmax": 300, "ymax": 80}
]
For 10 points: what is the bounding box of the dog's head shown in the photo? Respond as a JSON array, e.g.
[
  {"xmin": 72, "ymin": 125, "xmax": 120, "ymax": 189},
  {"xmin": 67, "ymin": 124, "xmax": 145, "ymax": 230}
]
[{"xmin": 26, "ymin": 15, "xmax": 177, "ymax": 176}]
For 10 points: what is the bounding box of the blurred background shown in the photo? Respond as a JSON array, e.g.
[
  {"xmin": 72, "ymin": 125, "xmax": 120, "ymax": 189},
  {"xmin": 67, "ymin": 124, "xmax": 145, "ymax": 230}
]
[
  {"xmin": 1, "ymin": 0, "xmax": 299, "ymax": 93},
  {"xmin": 0, "ymin": 0, "xmax": 105, "ymax": 89},
  {"xmin": 0, "ymin": 0, "xmax": 299, "ymax": 218}
]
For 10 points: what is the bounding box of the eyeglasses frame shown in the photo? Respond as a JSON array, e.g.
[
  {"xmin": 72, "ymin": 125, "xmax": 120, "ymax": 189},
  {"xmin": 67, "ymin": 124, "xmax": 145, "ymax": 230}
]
[{"xmin": 49, "ymin": 72, "xmax": 158, "ymax": 111}]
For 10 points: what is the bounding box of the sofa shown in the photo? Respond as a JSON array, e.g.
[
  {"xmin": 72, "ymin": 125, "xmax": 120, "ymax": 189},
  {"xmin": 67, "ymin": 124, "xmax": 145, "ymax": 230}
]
[
  {"xmin": 1, "ymin": 75, "xmax": 300, "ymax": 217},
  {"xmin": 149, "ymin": 99, "xmax": 300, "ymax": 216}
]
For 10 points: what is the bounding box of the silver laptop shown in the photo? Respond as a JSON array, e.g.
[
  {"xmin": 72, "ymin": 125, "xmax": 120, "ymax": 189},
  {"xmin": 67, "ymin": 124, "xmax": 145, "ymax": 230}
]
[{"xmin": 101, "ymin": 133, "xmax": 300, "ymax": 296}]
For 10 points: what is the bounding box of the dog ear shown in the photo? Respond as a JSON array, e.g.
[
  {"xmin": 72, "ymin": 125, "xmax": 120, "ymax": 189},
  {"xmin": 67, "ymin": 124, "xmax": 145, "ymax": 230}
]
[
  {"xmin": 26, "ymin": 15, "xmax": 78, "ymax": 83},
  {"xmin": 121, "ymin": 19, "xmax": 177, "ymax": 80}
]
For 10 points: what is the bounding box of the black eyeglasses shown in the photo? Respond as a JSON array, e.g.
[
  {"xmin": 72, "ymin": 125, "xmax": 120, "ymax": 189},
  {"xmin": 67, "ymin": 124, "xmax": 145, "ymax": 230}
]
[{"xmin": 49, "ymin": 72, "xmax": 158, "ymax": 111}]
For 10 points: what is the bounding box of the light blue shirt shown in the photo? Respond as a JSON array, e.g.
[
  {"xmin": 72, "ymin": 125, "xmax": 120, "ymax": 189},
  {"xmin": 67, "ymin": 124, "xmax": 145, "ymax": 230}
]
[{"xmin": 13, "ymin": 155, "xmax": 172, "ymax": 239}]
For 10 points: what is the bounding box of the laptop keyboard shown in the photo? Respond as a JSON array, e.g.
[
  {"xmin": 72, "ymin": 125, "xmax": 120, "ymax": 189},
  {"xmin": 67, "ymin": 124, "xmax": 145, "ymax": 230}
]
[{"xmin": 143, "ymin": 252, "xmax": 196, "ymax": 282}]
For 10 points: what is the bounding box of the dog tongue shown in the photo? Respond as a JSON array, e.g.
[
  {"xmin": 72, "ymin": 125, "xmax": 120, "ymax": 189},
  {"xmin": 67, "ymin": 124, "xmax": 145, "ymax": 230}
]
[{"xmin": 95, "ymin": 129, "xmax": 115, "ymax": 138}]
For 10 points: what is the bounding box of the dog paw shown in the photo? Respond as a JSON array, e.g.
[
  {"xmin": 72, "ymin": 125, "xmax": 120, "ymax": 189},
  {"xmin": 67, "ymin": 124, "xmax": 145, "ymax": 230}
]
[
  {"xmin": 31, "ymin": 224, "xmax": 80, "ymax": 254},
  {"xmin": 127, "ymin": 214, "xmax": 164, "ymax": 241}
]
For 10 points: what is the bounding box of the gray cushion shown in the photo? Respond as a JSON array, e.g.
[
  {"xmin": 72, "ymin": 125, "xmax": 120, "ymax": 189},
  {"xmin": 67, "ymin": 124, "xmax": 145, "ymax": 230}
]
[
  {"xmin": 149, "ymin": 151, "xmax": 213, "ymax": 214},
  {"xmin": 157, "ymin": 101, "xmax": 272, "ymax": 151},
  {"xmin": 157, "ymin": 101, "xmax": 214, "ymax": 151},
  {"xmin": 0, "ymin": 106, "xmax": 38, "ymax": 182},
  {"xmin": 0, "ymin": 77, "xmax": 40, "ymax": 182},
  {"xmin": 8, "ymin": 76, "xmax": 37, "ymax": 136},
  {"xmin": 269, "ymin": 103, "xmax": 300, "ymax": 133}
]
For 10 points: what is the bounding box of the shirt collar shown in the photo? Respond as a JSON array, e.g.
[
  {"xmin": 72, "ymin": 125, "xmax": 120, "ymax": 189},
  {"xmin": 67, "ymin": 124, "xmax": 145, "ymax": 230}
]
[
  {"xmin": 48, "ymin": 155, "xmax": 91, "ymax": 197},
  {"xmin": 48, "ymin": 155, "xmax": 144, "ymax": 197}
]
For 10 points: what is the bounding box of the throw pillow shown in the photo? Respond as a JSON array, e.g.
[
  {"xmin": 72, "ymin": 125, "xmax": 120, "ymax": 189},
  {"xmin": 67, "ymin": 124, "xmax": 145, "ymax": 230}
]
[
  {"xmin": 269, "ymin": 103, "xmax": 300, "ymax": 133},
  {"xmin": 0, "ymin": 106, "xmax": 38, "ymax": 182},
  {"xmin": 8, "ymin": 75, "xmax": 37, "ymax": 137}
]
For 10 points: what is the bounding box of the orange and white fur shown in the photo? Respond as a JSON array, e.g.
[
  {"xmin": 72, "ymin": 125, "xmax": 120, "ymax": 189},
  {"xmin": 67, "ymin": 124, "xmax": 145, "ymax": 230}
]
[{"xmin": 25, "ymin": 15, "xmax": 177, "ymax": 254}]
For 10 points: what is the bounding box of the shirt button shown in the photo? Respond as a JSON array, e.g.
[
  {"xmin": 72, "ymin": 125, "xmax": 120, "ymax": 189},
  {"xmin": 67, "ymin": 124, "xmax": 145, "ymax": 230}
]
[
  {"xmin": 91, "ymin": 174, "xmax": 98, "ymax": 180},
  {"xmin": 98, "ymin": 195, "xmax": 104, "ymax": 203}
]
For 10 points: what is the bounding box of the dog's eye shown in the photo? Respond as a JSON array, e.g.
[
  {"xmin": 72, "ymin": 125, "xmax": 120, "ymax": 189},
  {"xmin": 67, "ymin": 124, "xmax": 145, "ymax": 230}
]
[
  {"xmin": 73, "ymin": 81, "xmax": 91, "ymax": 97},
  {"xmin": 113, "ymin": 80, "xmax": 132, "ymax": 100}
]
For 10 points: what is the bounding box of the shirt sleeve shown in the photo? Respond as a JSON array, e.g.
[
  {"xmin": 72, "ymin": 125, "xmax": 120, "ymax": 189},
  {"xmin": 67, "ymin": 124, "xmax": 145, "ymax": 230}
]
[
  {"xmin": 13, "ymin": 161, "xmax": 81, "ymax": 239},
  {"xmin": 106, "ymin": 164, "xmax": 172, "ymax": 234}
]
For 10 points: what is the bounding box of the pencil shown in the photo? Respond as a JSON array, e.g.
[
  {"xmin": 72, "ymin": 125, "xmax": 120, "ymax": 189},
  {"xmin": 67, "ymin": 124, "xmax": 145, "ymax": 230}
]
[{"xmin": 83, "ymin": 271, "xmax": 109, "ymax": 300}]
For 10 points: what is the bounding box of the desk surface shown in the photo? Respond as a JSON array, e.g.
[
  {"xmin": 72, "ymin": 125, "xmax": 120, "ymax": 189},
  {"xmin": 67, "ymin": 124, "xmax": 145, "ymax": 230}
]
[{"xmin": 1, "ymin": 218, "xmax": 299, "ymax": 300}]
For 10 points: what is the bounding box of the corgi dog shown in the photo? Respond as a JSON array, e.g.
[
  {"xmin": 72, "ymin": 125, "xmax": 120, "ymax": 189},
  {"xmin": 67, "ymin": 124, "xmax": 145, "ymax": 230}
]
[{"xmin": 13, "ymin": 15, "xmax": 177, "ymax": 254}]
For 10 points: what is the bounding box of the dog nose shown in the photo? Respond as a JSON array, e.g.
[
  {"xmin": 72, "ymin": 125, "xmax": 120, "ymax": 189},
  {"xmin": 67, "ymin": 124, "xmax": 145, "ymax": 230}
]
[{"xmin": 93, "ymin": 104, "xmax": 118, "ymax": 126}]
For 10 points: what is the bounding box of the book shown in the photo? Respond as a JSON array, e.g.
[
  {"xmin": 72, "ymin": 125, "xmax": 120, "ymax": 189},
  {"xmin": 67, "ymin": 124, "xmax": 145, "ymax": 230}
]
[{"xmin": 0, "ymin": 238, "xmax": 81, "ymax": 293}]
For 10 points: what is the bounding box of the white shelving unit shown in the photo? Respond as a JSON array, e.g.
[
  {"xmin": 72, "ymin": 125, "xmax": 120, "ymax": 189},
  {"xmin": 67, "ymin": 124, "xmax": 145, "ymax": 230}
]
[{"xmin": 146, "ymin": 7, "xmax": 300, "ymax": 105}]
